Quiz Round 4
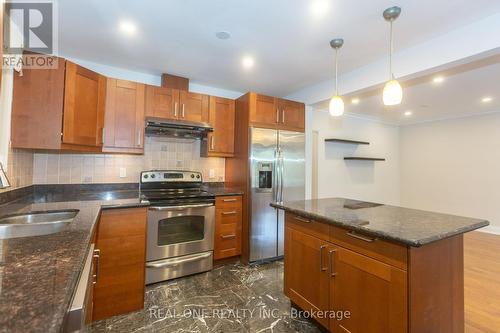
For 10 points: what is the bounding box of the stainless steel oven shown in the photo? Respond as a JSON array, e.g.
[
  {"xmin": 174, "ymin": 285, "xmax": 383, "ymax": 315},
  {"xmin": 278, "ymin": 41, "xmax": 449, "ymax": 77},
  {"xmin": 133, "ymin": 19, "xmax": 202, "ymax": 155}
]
[{"xmin": 140, "ymin": 170, "xmax": 216, "ymax": 284}]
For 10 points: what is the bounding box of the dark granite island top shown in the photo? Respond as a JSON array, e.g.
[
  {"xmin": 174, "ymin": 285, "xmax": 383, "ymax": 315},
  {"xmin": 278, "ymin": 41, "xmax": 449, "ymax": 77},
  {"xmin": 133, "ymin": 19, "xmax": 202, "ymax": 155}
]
[
  {"xmin": 0, "ymin": 189, "xmax": 147, "ymax": 333},
  {"xmin": 271, "ymin": 198, "xmax": 489, "ymax": 247}
]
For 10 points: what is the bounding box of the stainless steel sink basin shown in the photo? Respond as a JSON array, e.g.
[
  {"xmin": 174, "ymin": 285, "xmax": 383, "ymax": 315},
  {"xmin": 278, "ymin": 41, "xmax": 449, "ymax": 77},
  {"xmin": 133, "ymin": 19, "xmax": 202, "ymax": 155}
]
[{"xmin": 0, "ymin": 209, "xmax": 79, "ymax": 239}]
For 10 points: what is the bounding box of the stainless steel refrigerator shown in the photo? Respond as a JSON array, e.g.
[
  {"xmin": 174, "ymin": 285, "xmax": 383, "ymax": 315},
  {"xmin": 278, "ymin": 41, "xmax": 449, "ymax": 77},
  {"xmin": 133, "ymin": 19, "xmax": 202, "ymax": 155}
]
[{"xmin": 249, "ymin": 127, "xmax": 305, "ymax": 262}]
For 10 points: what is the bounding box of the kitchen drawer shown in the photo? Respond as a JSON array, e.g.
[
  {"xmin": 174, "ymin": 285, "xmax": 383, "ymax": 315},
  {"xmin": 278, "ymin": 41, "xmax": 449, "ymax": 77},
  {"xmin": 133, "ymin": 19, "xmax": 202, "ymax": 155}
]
[
  {"xmin": 215, "ymin": 195, "xmax": 242, "ymax": 209},
  {"xmin": 216, "ymin": 207, "xmax": 241, "ymax": 224},
  {"xmin": 214, "ymin": 223, "xmax": 241, "ymax": 259},
  {"xmin": 329, "ymin": 225, "xmax": 408, "ymax": 270},
  {"xmin": 285, "ymin": 212, "xmax": 330, "ymax": 242}
]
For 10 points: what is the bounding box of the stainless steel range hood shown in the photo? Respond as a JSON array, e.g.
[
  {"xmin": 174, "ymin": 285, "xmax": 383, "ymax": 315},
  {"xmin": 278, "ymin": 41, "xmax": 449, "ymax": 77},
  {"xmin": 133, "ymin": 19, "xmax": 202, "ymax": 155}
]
[{"xmin": 145, "ymin": 117, "xmax": 213, "ymax": 139}]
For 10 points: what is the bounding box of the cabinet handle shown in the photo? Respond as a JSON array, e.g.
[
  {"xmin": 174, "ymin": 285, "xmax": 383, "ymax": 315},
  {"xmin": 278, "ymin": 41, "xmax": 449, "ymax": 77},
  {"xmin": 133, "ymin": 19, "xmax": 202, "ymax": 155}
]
[
  {"xmin": 282, "ymin": 109, "xmax": 285, "ymax": 124},
  {"xmin": 222, "ymin": 210, "xmax": 237, "ymax": 215},
  {"xmin": 182, "ymin": 104, "xmax": 185, "ymax": 118},
  {"xmin": 93, "ymin": 249, "xmax": 100, "ymax": 284},
  {"xmin": 319, "ymin": 245, "xmax": 327, "ymax": 272},
  {"xmin": 346, "ymin": 231, "xmax": 377, "ymax": 243},
  {"xmin": 210, "ymin": 136, "xmax": 215, "ymax": 150},
  {"xmin": 222, "ymin": 198, "xmax": 237, "ymax": 202},
  {"xmin": 137, "ymin": 129, "xmax": 142, "ymax": 147},
  {"xmin": 174, "ymin": 102, "xmax": 178, "ymax": 117},
  {"xmin": 294, "ymin": 216, "xmax": 311, "ymax": 223},
  {"xmin": 101, "ymin": 127, "xmax": 105, "ymax": 144},
  {"xmin": 221, "ymin": 234, "xmax": 236, "ymax": 240},
  {"xmin": 276, "ymin": 108, "xmax": 280, "ymax": 123},
  {"xmin": 328, "ymin": 249, "xmax": 337, "ymax": 277}
]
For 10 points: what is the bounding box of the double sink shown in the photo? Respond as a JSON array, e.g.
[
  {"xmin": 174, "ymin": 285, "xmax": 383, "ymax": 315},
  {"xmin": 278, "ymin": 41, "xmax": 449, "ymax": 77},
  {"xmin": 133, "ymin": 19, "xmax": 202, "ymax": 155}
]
[{"xmin": 0, "ymin": 210, "xmax": 79, "ymax": 239}]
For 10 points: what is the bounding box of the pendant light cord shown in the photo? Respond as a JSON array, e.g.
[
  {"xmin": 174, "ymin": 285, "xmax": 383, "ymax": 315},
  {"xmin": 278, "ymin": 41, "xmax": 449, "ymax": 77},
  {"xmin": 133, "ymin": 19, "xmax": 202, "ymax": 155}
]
[
  {"xmin": 335, "ymin": 48, "xmax": 339, "ymax": 95},
  {"xmin": 389, "ymin": 20, "xmax": 394, "ymax": 79}
]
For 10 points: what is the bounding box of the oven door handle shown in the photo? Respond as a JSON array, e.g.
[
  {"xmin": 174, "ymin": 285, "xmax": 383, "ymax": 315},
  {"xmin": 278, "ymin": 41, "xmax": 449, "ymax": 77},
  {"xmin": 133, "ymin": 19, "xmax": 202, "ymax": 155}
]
[
  {"xmin": 146, "ymin": 252, "xmax": 212, "ymax": 268},
  {"xmin": 149, "ymin": 203, "xmax": 214, "ymax": 211}
]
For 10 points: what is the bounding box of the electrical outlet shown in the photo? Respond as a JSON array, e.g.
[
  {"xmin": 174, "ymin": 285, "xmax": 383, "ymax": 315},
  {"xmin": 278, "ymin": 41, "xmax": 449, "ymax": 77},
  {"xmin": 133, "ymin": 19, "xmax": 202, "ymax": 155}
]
[
  {"xmin": 209, "ymin": 169, "xmax": 215, "ymax": 179},
  {"xmin": 119, "ymin": 167, "xmax": 127, "ymax": 178}
]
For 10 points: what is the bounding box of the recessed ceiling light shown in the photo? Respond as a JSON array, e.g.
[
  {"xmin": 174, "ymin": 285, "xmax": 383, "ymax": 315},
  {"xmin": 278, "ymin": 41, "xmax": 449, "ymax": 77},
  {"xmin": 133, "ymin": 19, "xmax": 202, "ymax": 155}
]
[
  {"xmin": 242, "ymin": 56, "xmax": 255, "ymax": 70},
  {"xmin": 404, "ymin": 111, "xmax": 413, "ymax": 116},
  {"xmin": 310, "ymin": 0, "xmax": 329, "ymax": 18},
  {"xmin": 351, "ymin": 98, "xmax": 360, "ymax": 105},
  {"xmin": 215, "ymin": 31, "xmax": 231, "ymax": 40},
  {"xmin": 481, "ymin": 97, "xmax": 493, "ymax": 103},
  {"xmin": 119, "ymin": 20, "xmax": 137, "ymax": 35},
  {"xmin": 433, "ymin": 76, "xmax": 445, "ymax": 84}
]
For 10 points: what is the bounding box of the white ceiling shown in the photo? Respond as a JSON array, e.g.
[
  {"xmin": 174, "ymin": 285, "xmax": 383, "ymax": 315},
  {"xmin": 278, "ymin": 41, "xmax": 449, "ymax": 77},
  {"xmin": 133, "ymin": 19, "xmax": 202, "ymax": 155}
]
[
  {"xmin": 58, "ymin": 0, "xmax": 500, "ymax": 97},
  {"xmin": 314, "ymin": 55, "xmax": 500, "ymax": 125}
]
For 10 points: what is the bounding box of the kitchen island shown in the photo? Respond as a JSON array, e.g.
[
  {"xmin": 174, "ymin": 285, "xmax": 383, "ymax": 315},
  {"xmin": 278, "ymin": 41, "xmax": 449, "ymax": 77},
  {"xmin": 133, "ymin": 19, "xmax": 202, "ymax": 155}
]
[{"xmin": 271, "ymin": 198, "xmax": 489, "ymax": 333}]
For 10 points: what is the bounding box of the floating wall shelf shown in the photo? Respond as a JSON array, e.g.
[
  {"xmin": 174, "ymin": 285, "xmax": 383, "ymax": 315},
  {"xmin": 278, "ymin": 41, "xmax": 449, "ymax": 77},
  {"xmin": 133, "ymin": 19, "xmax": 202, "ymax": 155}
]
[
  {"xmin": 325, "ymin": 138, "xmax": 370, "ymax": 145},
  {"xmin": 344, "ymin": 157, "xmax": 386, "ymax": 161}
]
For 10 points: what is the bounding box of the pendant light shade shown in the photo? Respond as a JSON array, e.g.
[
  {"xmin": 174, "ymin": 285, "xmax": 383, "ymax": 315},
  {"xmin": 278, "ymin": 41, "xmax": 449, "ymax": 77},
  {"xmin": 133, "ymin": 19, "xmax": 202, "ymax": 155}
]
[
  {"xmin": 383, "ymin": 6, "xmax": 402, "ymax": 106},
  {"xmin": 329, "ymin": 38, "xmax": 344, "ymax": 117},
  {"xmin": 383, "ymin": 79, "xmax": 403, "ymax": 106},
  {"xmin": 329, "ymin": 96, "xmax": 345, "ymax": 116}
]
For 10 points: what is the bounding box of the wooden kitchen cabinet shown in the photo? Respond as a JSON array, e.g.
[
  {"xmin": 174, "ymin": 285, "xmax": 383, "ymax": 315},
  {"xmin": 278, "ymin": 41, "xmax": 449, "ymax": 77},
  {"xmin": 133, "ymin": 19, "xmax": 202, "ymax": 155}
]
[
  {"xmin": 179, "ymin": 90, "xmax": 209, "ymax": 122},
  {"xmin": 11, "ymin": 58, "xmax": 106, "ymax": 152},
  {"xmin": 103, "ymin": 78, "xmax": 145, "ymax": 154},
  {"xmin": 93, "ymin": 207, "xmax": 147, "ymax": 321},
  {"xmin": 284, "ymin": 212, "xmax": 407, "ymax": 332},
  {"xmin": 62, "ymin": 61, "xmax": 106, "ymax": 149},
  {"xmin": 277, "ymin": 98, "xmax": 305, "ymax": 132},
  {"xmin": 145, "ymin": 85, "xmax": 179, "ymax": 120},
  {"xmin": 247, "ymin": 93, "xmax": 305, "ymax": 131},
  {"xmin": 201, "ymin": 96, "xmax": 235, "ymax": 157},
  {"xmin": 284, "ymin": 226, "xmax": 330, "ymax": 328},
  {"xmin": 214, "ymin": 196, "xmax": 242, "ymax": 260},
  {"xmin": 330, "ymin": 246, "xmax": 407, "ymax": 333},
  {"xmin": 144, "ymin": 86, "xmax": 209, "ymax": 123}
]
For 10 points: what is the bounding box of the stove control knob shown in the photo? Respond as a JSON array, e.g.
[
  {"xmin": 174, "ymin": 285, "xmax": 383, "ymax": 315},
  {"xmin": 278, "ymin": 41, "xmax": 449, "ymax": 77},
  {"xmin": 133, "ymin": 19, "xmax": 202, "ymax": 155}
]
[
  {"xmin": 191, "ymin": 174, "xmax": 195, "ymax": 178},
  {"xmin": 151, "ymin": 174, "xmax": 156, "ymax": 179},
  {"xmin": 144, "ymin": 174, "xmax": 149, "ymax": 179},
  {"xmin": 196, "ymin": 175, "xmax": 201, "ymax": 179}
]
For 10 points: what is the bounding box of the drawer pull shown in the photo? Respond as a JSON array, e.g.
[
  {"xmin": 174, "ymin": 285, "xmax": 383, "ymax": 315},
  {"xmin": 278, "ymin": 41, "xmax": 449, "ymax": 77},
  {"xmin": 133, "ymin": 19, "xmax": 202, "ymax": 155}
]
[
  {"xmin": 294, "ymin": 216, "xmax": 311, "ymax": 223},
  {"xmin": 347, "ymin": 231, "xmax": 377, "ymax": 243},
  {"xmin": 221, "ymin": 234, "xmax": 236, "ymax": 240},
  {"xmin": 222, "ymin": 198, "xmax": 238, "ymax": 202},
  {"xmin": 222, "ymin": 210, "xmax": 237, "ymax": 215}
]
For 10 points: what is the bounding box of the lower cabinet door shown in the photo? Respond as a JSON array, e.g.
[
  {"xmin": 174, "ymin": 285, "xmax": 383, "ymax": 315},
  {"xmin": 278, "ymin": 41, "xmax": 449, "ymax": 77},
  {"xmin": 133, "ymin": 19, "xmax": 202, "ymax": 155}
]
[
  {"xmin": 330, "ymin": 246, "xmax": 407, "ymax": 333},
  {"xmin": 284, "ymin": 226, "xmax": 330, "ymax": 328}
]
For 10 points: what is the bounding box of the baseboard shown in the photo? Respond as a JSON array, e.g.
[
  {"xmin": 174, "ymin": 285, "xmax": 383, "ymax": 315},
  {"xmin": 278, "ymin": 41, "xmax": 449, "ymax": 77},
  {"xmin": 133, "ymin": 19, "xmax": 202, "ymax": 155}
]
[{"xmin": 478, "ymin": 226, "xmax": 500, "ymax": 235}]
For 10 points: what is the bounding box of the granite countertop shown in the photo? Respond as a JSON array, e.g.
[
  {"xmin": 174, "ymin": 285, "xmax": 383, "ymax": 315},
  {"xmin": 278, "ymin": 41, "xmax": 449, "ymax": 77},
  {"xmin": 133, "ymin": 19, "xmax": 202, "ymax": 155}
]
[
  {"xmin": 271, "ymin": 198, "xmax": 489, "ymax": 247},
  {"xmin": 0, "ymin": 183, "xmax": 243, "ymax": 332},
  {"xmin": 0, "ymin": 189, "xmax": 147, "ymax": 333}
]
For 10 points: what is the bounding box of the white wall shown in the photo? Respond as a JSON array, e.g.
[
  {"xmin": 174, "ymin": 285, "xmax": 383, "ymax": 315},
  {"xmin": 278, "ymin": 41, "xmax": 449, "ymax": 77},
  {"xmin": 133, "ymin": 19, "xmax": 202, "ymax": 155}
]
[
  {"xmin": 400, "ymin": 112, "xmax": 500, "ymax": 234},
  {"xmin": 310, "ymin": 110, "xmax": 400, "ymax": 205}
]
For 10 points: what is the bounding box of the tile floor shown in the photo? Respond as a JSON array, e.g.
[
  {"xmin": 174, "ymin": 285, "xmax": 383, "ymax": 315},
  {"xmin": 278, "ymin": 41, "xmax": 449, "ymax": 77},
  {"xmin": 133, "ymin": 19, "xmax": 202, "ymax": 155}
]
[{"xmin": 90, "ymin": 260, "xmax": 322, "ymax": 333}]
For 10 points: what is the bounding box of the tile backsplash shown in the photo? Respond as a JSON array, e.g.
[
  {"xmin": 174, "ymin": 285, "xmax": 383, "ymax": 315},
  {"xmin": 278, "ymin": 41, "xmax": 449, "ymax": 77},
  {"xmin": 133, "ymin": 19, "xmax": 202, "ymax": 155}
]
[
  {"xmin": 0, "ymin": 149, "xmax": 34, "ymax": 193},
  {"xmin": 33, "ymin": 136, "xmax": 225, "ymax": 184}
]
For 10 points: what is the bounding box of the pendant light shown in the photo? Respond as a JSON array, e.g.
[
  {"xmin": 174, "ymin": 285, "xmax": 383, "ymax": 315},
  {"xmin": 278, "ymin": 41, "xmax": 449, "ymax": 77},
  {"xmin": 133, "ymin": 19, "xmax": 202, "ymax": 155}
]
[
  {"xmin": 382, "ymin": 6, "xmax": 403, "ymax": 106},
  {"xmin": 329, "ymin": 38, "xmax": 344, "ymax": 116}
]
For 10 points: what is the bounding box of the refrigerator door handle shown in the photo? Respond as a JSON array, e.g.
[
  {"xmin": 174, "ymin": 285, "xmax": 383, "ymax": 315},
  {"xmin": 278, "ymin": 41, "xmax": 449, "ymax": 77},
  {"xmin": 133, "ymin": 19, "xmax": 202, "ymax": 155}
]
[
  {"xmin": 279, "ymin": 151, "xmax": 285, "ymax": 203},
  {"xmin": 273, "ymin": 148, "xmax": 278, "ymax": 202}
]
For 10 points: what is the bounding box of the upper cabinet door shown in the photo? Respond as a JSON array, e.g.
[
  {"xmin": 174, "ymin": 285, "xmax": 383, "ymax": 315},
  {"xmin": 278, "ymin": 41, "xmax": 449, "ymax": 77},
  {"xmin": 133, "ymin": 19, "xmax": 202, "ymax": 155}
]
[
  {"xmin": 330, "ymin": 246, "xmax": 407, "ymax": 333},
  {"xmin": 144, "ymin": 85, "xmax": 180, "ymax": 120},
  {"xmin": 278, "ymin": 98, "xmax": 305, "ymax": 132},
  {"xmin": 103, "ymin": 79, "xmax": 145, "ymax": 153},
  {"xmin": 249, "ymin": 93, "xmax": 279, "ymax": 129},
  {"xmin": 204, "ymin": 96, "xmax": 235, "ymax": 157},
  {"xmin": 178, "ymin": 91, "xmax": 209, "ymax": 123},
  {"xmin": 63, "ymin": 61, "xmax": 106, "ymax": 147}
]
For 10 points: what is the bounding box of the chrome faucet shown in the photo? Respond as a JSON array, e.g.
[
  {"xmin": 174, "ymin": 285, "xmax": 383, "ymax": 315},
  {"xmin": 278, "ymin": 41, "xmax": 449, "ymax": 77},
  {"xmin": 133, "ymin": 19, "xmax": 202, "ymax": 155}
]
[{"xmin": 0, "ymin": 162, "xmax": 11, "ymax": 189}]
